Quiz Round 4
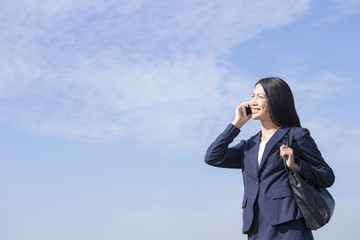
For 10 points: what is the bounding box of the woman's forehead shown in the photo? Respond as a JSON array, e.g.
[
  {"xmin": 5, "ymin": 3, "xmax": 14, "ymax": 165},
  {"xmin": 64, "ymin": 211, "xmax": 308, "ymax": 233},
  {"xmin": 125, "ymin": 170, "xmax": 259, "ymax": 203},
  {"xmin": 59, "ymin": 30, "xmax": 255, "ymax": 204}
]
[{"xmin": 253, "ymin": 84, "xmax": 265, "ymax": 94}]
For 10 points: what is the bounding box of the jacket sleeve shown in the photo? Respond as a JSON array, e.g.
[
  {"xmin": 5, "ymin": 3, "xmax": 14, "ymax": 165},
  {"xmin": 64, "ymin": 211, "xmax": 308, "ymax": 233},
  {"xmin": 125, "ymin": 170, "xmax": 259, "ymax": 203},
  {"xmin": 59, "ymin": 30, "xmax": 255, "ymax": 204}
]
[
  {"xmin": 295, "ymin": 128, "xmax": 335, "ymax": 188},
  {"xmin": 204, "ymin": 123, "xmax": 244, "ymax": 169}
]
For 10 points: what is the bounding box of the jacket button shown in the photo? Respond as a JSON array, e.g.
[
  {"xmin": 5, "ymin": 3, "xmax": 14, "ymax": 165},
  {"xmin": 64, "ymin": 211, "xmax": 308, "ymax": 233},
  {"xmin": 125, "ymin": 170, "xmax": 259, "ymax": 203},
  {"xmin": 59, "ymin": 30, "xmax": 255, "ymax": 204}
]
[{"xmin": 255, "ymin": 180, "xmax": 259, "ymax": 185}]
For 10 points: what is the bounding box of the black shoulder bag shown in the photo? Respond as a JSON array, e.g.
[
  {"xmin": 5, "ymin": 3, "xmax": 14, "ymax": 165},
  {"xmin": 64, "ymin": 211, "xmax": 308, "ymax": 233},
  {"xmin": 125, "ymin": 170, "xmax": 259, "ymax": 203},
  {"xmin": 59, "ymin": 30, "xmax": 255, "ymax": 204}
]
[{"xmin": 283, "ymin": 127, "xmax": 335, "ymax": 230}]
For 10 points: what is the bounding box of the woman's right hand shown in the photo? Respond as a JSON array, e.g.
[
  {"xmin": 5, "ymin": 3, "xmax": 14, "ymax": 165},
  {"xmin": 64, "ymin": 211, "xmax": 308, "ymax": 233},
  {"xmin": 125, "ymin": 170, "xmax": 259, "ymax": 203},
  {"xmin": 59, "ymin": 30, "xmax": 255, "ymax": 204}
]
[{"xmin": 232, "ymin": 103, "xmax": 252, "ymax": 129}]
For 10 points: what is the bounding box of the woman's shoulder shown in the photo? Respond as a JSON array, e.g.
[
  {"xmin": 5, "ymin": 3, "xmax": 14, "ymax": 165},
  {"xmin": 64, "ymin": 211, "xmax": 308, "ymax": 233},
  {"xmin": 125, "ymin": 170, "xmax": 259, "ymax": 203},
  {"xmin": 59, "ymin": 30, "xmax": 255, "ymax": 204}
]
[
  {"xmin": 240, "ymin": 131, "xmax": 261, "ymax": 146},
  {"xmin": 292, "ymin": 126, "xmax": 311, "ymax": 136},
  {"xmin": 291, "ymin": 126, "xmax": 318, "ymax": 145}
]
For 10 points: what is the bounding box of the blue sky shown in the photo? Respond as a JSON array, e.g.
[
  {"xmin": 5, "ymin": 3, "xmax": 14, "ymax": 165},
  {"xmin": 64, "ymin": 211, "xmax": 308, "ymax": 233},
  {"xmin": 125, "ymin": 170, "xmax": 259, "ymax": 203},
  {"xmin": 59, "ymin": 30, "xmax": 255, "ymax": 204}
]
[{"xmin": 0, "ymin": 0, "xmax": 359, "ymax": 239}]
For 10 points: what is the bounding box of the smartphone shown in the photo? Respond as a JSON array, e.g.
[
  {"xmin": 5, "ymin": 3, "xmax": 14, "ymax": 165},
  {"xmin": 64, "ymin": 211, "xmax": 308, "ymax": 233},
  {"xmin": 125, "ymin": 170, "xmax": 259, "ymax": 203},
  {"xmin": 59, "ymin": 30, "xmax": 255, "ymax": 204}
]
[{"xmin": 242, "ymin": 106, "xmax": 252, "ymax": 117}]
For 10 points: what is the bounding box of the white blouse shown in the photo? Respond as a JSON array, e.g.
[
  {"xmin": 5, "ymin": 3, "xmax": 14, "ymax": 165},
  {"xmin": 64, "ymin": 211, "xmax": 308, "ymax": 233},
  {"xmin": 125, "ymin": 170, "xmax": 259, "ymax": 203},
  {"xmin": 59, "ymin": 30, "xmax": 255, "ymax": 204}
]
[{"xmin": 258, "ymin": 140, "xmax": 269, "ymax": 166}]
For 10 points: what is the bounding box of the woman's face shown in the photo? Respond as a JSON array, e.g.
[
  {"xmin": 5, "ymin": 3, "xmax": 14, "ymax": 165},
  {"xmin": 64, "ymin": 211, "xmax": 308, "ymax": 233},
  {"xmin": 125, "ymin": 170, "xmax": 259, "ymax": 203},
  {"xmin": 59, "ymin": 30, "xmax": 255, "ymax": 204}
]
[{"xmin": 250, "ymin": 84, "xmax": 271, "ymax": 122}]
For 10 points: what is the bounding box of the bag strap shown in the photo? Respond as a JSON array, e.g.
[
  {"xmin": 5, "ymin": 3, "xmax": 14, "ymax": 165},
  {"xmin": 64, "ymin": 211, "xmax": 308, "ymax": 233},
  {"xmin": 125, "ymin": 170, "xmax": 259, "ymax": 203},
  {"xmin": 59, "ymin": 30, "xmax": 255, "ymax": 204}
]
[
  {"xmin": 282, "ymin": 127, "xmax": 296, "ymax": 172},
  {"xmin": 287, "ymin": 127, "xmax": 296, "ymax": 147}
]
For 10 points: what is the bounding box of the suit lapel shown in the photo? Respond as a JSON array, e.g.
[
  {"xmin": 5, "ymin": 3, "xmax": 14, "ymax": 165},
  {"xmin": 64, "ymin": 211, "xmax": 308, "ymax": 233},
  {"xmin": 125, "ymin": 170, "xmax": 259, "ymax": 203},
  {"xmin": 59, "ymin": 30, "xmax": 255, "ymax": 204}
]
[
  {"xmin": 247, "ymin": 131, "xmax": 261, "ymax": 176},
  {"xmin": 246, "ymin": 131, "xmax": 261, "ymax": 178},
  {"xmin": 258, "ymin": 127, "xmax": 290, "ymax": 171}
]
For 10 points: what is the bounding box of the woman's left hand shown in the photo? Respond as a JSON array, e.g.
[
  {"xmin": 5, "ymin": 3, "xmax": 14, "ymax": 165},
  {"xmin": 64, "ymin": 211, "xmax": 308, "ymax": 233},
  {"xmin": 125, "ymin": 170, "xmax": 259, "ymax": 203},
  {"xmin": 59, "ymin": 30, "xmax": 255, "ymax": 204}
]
[{"xmin": 280, "ymin": 144, "xmax": 300, "ymax": 171}]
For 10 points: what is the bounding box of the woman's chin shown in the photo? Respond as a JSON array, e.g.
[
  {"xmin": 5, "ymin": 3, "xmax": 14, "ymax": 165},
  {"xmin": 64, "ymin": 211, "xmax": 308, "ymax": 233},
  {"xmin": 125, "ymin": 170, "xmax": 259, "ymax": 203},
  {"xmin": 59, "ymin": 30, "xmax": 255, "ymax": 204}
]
[{"xmin": 251, "ymin": 115, "xmax": 259, "ymax": 120}]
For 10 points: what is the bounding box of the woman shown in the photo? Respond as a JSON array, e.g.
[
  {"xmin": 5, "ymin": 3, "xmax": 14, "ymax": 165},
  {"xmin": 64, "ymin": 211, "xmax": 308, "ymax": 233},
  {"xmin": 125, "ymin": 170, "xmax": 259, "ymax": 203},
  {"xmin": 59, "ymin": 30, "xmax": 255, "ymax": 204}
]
[{"xmin": 204, "ymin": 77, "xmax": 335, "ymax": 240}]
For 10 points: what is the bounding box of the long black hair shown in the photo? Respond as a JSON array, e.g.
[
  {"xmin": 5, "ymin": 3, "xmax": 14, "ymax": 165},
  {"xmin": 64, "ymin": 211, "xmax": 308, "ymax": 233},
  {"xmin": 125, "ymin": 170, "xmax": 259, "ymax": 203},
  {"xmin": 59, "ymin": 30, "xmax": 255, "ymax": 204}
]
[{"xmin": 256, "ymin": 77, "xmax": 301, "ymax": 127}]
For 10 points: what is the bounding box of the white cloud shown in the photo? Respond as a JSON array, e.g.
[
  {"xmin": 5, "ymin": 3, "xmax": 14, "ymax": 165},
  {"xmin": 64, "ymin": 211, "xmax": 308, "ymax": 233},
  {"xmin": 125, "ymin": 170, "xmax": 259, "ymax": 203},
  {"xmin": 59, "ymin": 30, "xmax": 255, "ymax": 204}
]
[
  {"xmin": 0, "ymin": 0, "xmax": 311, "ymax": 146},
  {"xmin": 291, "ymin": 71, "xmax": 348, "ymax": 102}
]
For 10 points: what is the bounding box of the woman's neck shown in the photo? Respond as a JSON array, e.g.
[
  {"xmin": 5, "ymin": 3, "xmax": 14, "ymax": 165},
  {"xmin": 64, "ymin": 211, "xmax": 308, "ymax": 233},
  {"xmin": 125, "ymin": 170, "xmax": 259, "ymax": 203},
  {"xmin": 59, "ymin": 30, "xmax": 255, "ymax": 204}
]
[{"xmin": 260, "ymin": 120, "xmax": 279, "ymax": 142}]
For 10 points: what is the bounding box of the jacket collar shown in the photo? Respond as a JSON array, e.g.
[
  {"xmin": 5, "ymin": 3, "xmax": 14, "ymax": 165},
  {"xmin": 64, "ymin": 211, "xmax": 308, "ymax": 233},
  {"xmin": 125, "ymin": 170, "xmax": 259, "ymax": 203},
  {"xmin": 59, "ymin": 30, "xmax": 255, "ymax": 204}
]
[{"xmin": 257, "ymin": 127, "xmax": 290, "ymax": 171}]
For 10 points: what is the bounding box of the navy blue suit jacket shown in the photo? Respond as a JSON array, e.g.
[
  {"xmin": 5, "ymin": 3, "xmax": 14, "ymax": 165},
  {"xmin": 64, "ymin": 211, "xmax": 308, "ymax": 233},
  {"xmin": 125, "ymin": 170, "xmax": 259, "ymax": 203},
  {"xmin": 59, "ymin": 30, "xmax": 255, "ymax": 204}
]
[{"xmin": 204, "ymin": 124, "xmax": 335, "ymax": 233}]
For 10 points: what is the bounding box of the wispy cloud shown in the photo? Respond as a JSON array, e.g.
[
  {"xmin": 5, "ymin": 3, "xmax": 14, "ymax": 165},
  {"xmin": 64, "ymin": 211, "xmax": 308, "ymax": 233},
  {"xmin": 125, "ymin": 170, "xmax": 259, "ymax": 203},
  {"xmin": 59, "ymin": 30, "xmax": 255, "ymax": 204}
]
[
  {"xmin": 279, "ymin": 72, "xmax": 360, "ymax": 167},
  {"xmin": 0, "ymin": 0, "xmax": 311, "ymax": 146},
  {"xmin": 312, "ymin": 0, "xmax": 360, "ymax": 25},
  {"xmin": 1, "ymin": 3, "xmax": 358, "ymax": 240}
]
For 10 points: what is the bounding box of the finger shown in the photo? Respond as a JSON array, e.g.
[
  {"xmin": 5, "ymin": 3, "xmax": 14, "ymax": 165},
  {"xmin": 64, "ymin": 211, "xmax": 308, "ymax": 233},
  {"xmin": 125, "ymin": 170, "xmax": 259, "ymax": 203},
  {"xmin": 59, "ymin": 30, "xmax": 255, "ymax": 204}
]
[
  {"xmin": 235, "ymin": 105, "xmax": 243, "ymax": 114},
  {"xmin": 240, "ymin": 102, "xmax": 252, "ymax": 109},
  {"xmin": 279, "ymin": 149, "xmax": 285, "ymax": 157},
  {"xmin": 280, "ymin": 144, "xmax": 288, "ymax": 149},
  {"xmin": 282, "ymin": 153, "xmax": 289, "ymax": 160},
  {"xmin": 279, "ymin": 149, "xmax": 288, "ymax": 159}
]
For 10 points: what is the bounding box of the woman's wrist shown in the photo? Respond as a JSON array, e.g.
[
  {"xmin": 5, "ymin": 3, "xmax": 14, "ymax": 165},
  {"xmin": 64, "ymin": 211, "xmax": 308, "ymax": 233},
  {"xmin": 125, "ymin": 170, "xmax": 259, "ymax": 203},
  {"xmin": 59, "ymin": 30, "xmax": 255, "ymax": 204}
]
[{"xmin": 232, "ymin": 120, "xmax": 243, "ymax": 129}]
